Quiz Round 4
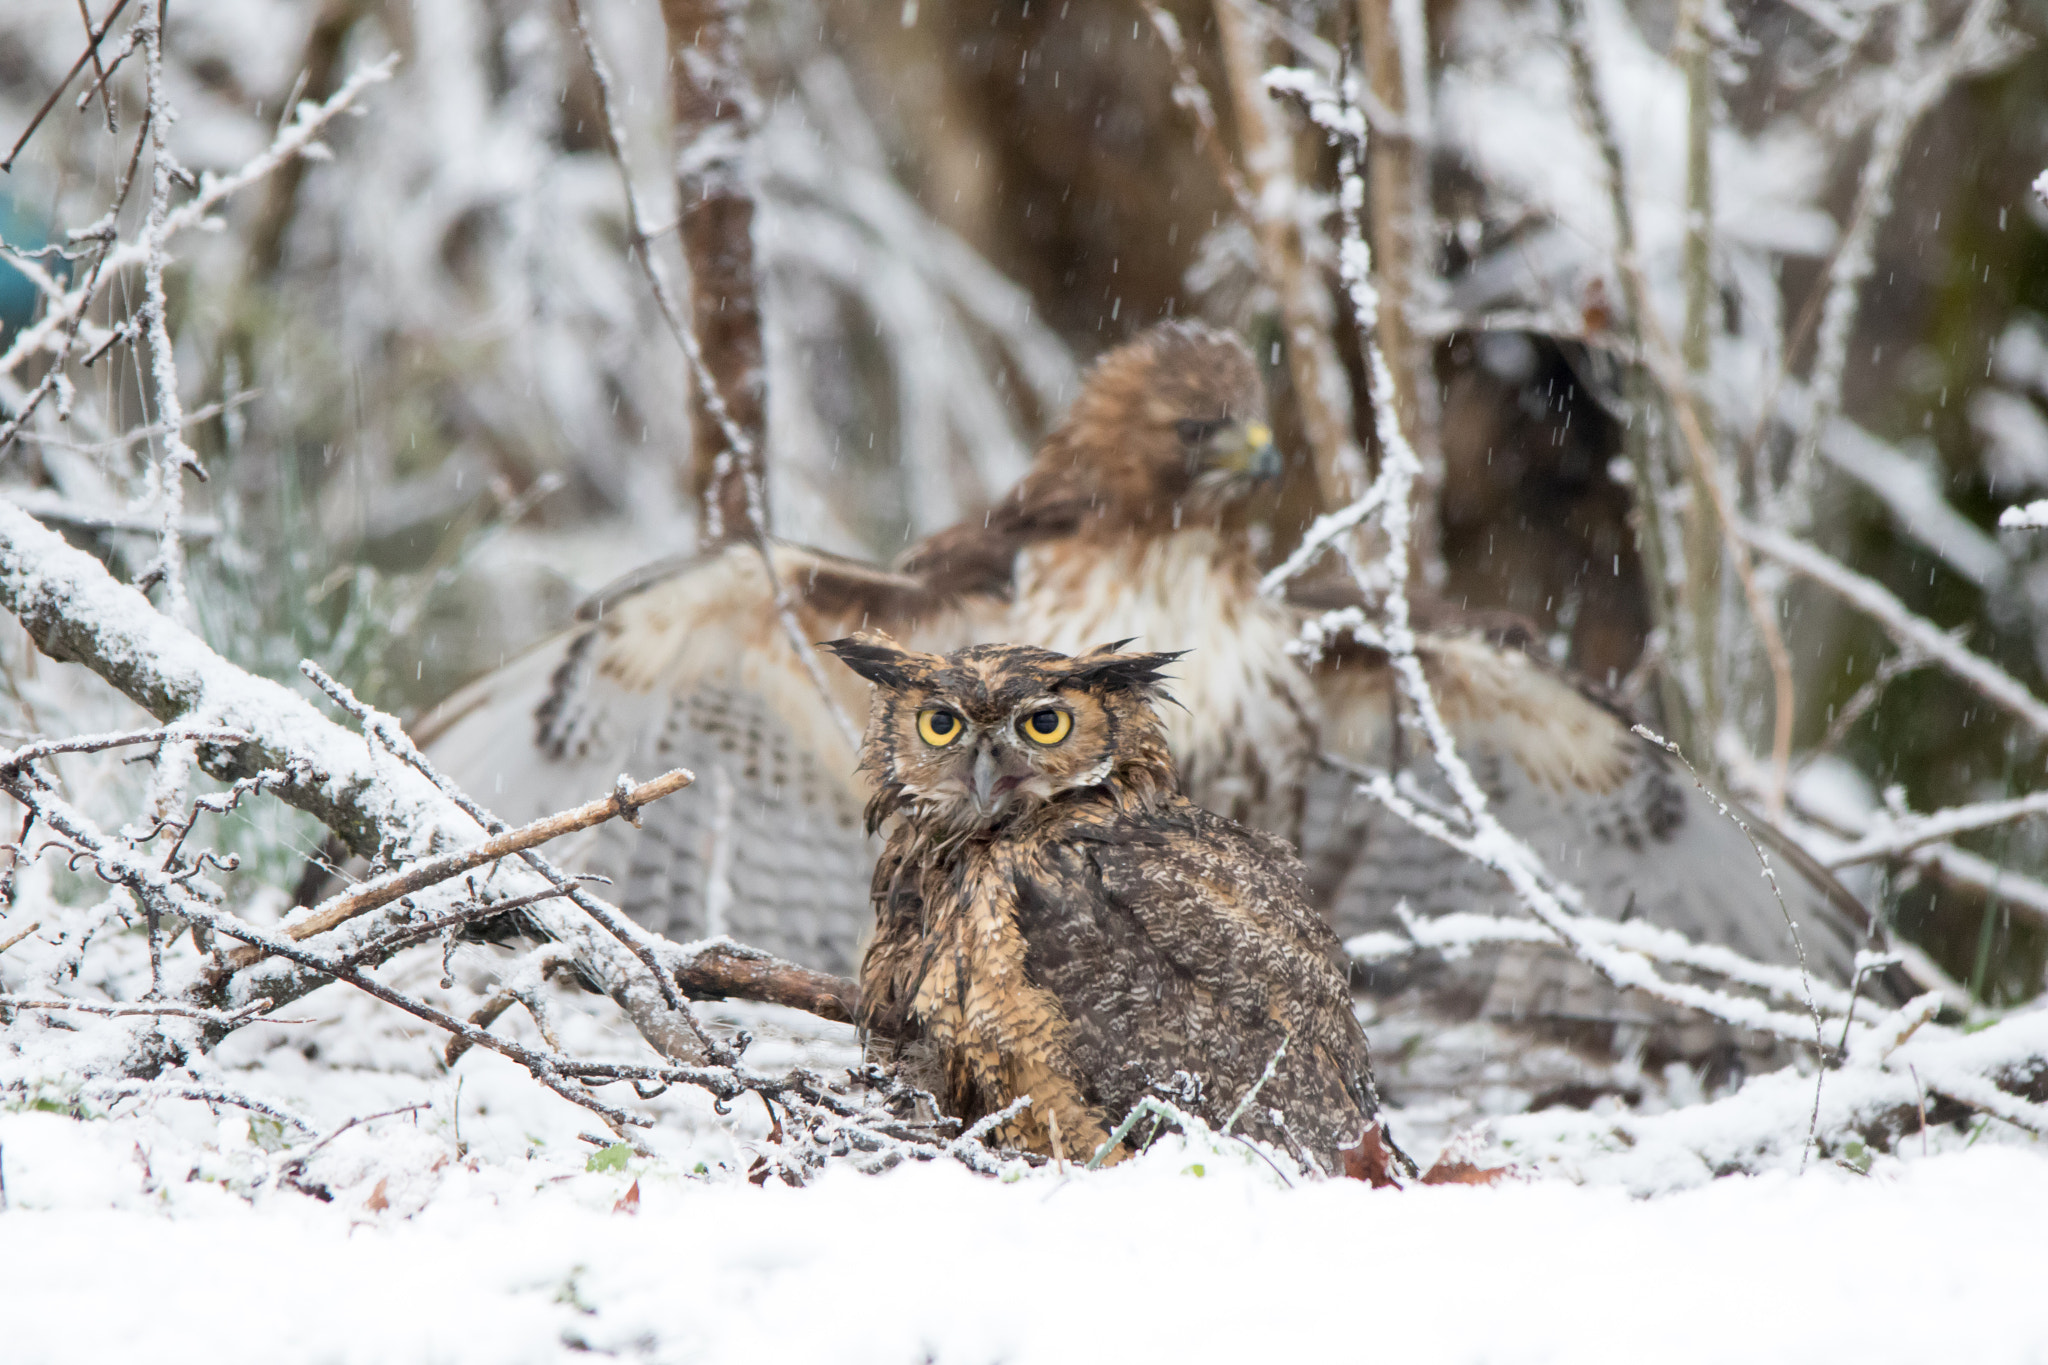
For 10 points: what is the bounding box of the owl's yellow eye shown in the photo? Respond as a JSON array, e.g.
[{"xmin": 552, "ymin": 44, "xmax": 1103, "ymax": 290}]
[
  {"xmin": 917, "ymin": 708, "xmax": 965, "ymax": 746},
  {"xmin": 1019, "ymin": 708, "xmax": 1072, "ymax": 745}
]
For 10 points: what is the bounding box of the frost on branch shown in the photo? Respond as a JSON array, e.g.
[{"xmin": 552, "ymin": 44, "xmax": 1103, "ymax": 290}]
[
  {"xmin": 1999, "ymin": 500, "xmax": 2048, "ymax": 531},
  {"xmin": 0, "ymin": 499, "xmax": 1022, "ymax": 1178}
]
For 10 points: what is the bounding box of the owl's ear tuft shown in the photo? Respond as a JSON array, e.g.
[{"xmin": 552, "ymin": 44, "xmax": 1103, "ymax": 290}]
[
  {"xmin": 1061, "ymin": 646, "xmax": 1186, "ymax": 695},
  {"xmin": 820, "ymin": 633, "xmax": 920, "ymax": 688}
]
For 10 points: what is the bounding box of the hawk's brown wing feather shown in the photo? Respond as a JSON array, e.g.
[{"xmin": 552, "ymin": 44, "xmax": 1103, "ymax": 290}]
[
  {"xmin": 421, "ymin": 541, "xmax": 1000, "ymax": 973},
  {"xmin": 1300, "ymin": 627, "xmax": 1893, "ymax": 1103}
]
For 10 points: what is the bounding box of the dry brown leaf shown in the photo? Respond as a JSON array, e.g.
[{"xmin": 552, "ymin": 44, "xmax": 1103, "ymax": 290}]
[
  {"xmin": 363, "ymin": 1177, "xmax": 390, "ymax": 1212},
  {"xmin": 612, "ymin": 1179, "xmax": 641, "ymax": 1215},
  {"xmin": 1338, "ymin": 1122, "xmax": 1404, "ymax": 1188},
  {"xmin": 1419, "ymin": 1157, "xmax": 1513, "ymax": 1187}
]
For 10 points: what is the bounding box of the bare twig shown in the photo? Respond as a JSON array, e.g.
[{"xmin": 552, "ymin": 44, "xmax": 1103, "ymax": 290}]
[
  {"xmin": 1554, "ymin": 0, "xmax": 1690, "ymax": 751},
  {"xmin": 0, "ymin": 0, "xmax": 134, "ymax": 173},
  {"xmin": 1676, "ymin": 0, "xmax": 1722, "ymax": 752},
  {"xmin": 655, "ymin": 0, "xmax": 768, "ymax": 540},
  {"xmin": 1805, "ymin": 652, "xmax": 1928, "ymax": 759},
  {"xmin": 1621, "ymin": 261, "xmax": 1799, "ymax": 812},
  {"xmin": 1742, "ymin": 520, "xmax": 2048, "ymax": 741},
  {"xmin": 296, "ymin": 659, "xmax": 707, "ymax": 1039},
  {"xmin": 1771, "ymin": 0, "xmax": 2011, "ymax": 531},
  {"xmin": 672, "ymin": 941, "xmax": 861, "ymax": 1026},
  {"xmin": 222, "ymin": 767, "xmax": 693, "ymax": 965}
]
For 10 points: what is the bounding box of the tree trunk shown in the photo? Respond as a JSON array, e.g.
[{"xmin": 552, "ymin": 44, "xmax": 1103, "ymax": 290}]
[{"xmin": 661, "ymin": 0, "xmax": 768, "ymax": 543}]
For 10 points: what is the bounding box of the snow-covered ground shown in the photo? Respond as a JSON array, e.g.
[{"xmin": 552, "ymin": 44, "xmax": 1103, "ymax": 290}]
[
  {"xmin": 5, "ymin": 982, "xmax": 2045, "ymax": 1365},
  {"xmin": 5, "ymin": 1106, "xmax": 2045, "ymax": 1364}
]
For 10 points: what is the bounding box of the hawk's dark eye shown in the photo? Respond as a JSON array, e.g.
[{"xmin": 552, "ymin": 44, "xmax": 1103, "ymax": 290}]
[
  {"xmin": 917, "ymin": 708, "xmax": 964, "ymax": 746},
  {"xmin": 1175, "ymin": 418, "xmax": 1225, "ymax": 446},
  {"xmin": 1020, "ymin": 709, "xmax": 1073, "ymax": 745}
]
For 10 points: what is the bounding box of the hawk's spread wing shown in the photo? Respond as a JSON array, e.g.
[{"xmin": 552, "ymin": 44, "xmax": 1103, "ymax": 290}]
[
  {"xmin": 421, "ymin": 542, "xmax": 997, "ymax": 973},
  {"xmin": 1299, "ymin": 630, "xmax": 1892, "ymax": 1102}
]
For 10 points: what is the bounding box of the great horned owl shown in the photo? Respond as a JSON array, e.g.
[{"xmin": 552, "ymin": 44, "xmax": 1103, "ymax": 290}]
[{"xmin": 821, "ymin": 634, "xmax": 1400, "ymax": 1175}]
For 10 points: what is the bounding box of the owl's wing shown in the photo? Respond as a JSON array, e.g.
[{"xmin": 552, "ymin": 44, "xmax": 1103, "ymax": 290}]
[
  {"xmin": 420, "ymin": 541, "xmax": 997, "ymax": 973},
  {"xmin": 1298, "ymin": 629, "xmax": 1896, "ymax": 1104},
  {"xmin": 1021, "ymin": 806, "xmax": 1380, "ymax": 1163}
]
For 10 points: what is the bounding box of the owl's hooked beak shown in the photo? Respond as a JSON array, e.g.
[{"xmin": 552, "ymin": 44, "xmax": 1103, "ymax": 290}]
[{"xmin": 965, "ymin": 738, "xmax": 1033, "ymax": 817}]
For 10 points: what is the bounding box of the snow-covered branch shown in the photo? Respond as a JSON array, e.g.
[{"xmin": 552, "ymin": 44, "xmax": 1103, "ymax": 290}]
[
  {"xmin": 0, "ymin": 497, "xmax": 1019, "ymax": 1176},
  {"xmin": 1742, "ymin": 520, "xmax": 2048, "ymax": 740},
  {"xmin": 1824, "ymin": 793, "xmax": 2048, "ymax": 869}
]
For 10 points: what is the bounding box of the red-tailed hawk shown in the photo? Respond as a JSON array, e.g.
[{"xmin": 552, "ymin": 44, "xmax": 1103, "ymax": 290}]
[{"xmin": 423, "ymin": 322, "xmax": 1893, "ymax": 1104}]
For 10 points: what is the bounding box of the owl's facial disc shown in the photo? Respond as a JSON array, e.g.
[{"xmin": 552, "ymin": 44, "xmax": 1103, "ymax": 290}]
[{"xmin": 910, "ymin": 695, "xmax": 1082, "ymax": 829}]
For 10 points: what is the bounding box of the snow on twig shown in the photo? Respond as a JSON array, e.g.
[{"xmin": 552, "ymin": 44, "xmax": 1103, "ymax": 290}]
[
  {"xmin": 1999, "ymin": 499, "xmax": 2048, "ymax": 530},
  {"xmin": 130, "ymin": 5, "xmax": 203, "ymax": 621},
  {"xmin": 0, "ymin": 56, "xmax": 397, "ymax": 384},
  {"xmin": 0, "ymin": 995, "xmax": 304, "ymax": 1026},
  {"xmin": 1213, "ymin": 0, "xmax": 1369, "ymax": 507},
  {"xmin": 1824, "ymin": 792, "xmax": 2048, "ymax": 869},
  {"xmin": 1348, "ymin": 903, "xmax": 1865, "ymax": 1017},
  {"xmin": 295, "ymin": 659, "xmax": 706, "ymax": 1039},
  {"xmin": 1136, "ymin": 0, "xmax": 1254, "ymax": 220},
  {"xmin": 0, "ymin": 499, "xmax": 1018, "ymax": 1171},
  {"xmin": 1741, "ymin": 519, "xmax": 2048, "ymax": 741},
  {"xmin": 1286, "ymin": 65, "xmax": 1855, "ymax": 1090},
  {"xmin": 1772, "ymin": 0, "xmax": 2014, "ymax": 533},
  {"xmin": 1257, "ymin": 481, "xmax": 1390, "ymax": 596}
]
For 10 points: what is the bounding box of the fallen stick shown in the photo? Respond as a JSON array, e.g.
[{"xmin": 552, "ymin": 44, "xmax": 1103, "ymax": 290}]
[
  {"xmin": 671, "ymin": 942, "xmax": 864, "ymax": 1029},
  {"xmin": 221, "ymin": 768, "xmax": 693, "ymax": 969}
]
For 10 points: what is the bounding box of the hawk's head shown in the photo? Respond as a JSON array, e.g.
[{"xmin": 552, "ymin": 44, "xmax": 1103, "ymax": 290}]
[{"xmin": 1041, "ymin": 322, "xmax": 1278, "ymax": 532}]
